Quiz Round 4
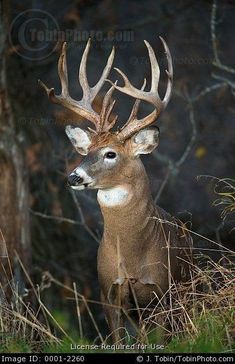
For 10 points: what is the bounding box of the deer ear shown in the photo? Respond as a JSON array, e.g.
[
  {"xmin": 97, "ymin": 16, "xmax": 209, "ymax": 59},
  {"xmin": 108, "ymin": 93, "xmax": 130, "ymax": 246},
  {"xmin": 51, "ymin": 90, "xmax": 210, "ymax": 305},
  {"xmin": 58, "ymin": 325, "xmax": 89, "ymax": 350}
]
[
  {"xmin": 65, "ymin": 126, "xmax": 92, "ymax": 155},
  {"xmin": 131, "ymin": 126, "xmax": 159, "ymax": 156}
]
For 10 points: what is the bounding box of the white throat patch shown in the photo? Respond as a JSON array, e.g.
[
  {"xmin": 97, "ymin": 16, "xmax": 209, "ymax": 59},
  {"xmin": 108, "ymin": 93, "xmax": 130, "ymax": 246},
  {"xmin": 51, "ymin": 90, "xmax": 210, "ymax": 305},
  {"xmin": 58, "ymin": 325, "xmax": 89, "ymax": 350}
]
[{"xmin": 97, "ymin": 186, "xmax": 130, "ymax": 207}]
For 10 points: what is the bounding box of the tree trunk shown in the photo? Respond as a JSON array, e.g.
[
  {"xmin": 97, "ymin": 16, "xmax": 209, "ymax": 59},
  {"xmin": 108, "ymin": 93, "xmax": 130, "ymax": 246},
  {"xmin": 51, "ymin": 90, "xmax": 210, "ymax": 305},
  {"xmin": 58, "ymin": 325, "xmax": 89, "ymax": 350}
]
[{"xmin": 0, "ymin": 1, "xmax": 30, "ymax": 301}]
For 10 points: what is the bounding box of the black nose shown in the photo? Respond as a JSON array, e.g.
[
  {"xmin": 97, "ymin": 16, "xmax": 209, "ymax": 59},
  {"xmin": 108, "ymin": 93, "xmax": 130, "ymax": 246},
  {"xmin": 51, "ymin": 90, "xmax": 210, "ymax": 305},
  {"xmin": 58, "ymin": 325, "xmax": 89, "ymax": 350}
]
[{"xmin": 67, "ymin": 174, "xmax": 84, "ymax": 186}]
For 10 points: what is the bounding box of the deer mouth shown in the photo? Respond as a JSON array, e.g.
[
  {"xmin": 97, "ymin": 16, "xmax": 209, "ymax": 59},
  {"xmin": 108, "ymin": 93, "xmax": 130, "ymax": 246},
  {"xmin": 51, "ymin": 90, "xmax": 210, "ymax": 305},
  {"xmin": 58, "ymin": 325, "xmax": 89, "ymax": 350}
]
[
  {"xmin": 70, "ymin": 182, "xmax": 93, "ymax": 190},
  {"xmin": 69, "ymin": 182, "xmax": 93, "ymax": 191}
]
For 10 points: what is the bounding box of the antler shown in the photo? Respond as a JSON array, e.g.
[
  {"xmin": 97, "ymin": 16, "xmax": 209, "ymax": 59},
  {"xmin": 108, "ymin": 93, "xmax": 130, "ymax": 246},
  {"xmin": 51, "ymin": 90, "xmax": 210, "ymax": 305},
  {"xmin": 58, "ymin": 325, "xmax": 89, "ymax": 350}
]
[
  {"xmin": 39, "ymin": 37, "xmax": 173, "ymax": 139},
  {"xmin": 38, "ymin": 39, "xmax": 115, "ymax": 132},
  {"xmin": 109, "ymin": 36, "xmax": 173, "ymax": 141}
]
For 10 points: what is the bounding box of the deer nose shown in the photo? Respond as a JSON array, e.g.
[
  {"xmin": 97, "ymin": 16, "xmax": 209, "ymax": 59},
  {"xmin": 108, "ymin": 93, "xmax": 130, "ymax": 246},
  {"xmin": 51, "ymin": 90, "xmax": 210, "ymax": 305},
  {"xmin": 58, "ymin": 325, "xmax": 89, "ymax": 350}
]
[{"xmin": 67, "ymin": 174, "xmax": 84, "ymax": 186}]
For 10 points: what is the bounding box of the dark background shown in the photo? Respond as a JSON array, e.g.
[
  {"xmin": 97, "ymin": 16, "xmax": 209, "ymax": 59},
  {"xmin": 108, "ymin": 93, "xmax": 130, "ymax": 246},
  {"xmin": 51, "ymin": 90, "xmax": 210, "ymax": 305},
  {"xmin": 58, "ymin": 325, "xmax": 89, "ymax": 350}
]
[{"xmin": 0, "ymin": 0, "xmax": 234, "ymax": 340}]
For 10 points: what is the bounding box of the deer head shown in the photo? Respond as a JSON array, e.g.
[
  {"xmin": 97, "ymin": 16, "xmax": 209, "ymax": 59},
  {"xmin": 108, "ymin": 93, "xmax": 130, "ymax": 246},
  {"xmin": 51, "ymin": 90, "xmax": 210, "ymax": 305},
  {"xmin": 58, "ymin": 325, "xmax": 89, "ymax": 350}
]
[{"xmin": 39, "ymin": 38, "xmax": 173, "ymax": 192}]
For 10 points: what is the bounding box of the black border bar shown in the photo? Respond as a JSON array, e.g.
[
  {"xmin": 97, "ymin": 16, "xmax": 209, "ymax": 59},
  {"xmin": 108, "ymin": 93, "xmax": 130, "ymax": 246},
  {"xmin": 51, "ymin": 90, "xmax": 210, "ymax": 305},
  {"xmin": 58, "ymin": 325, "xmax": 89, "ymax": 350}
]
[{"xmin": 0, "ymin": 353, "xmax": 234, "ymax": 364}]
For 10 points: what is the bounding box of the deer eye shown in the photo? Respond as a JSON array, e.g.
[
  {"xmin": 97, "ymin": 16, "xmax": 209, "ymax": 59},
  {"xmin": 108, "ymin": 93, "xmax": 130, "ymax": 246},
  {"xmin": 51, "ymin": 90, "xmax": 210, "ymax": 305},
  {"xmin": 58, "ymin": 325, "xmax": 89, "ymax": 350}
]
[{"xmin": 104, "ymin": 151, "xmax": 117, "ymax": 159}]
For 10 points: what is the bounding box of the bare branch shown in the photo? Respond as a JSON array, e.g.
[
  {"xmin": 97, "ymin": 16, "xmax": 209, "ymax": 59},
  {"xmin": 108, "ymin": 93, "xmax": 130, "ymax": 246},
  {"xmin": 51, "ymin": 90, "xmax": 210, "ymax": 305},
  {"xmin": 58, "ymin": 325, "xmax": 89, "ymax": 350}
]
[
  {"xmin": 154, "ymin": 167, "xmax": 171, "ymax": 204},
  {"xmin": 153, "ymin": 91, "xmax": 197, "ymax": 202},
  {"xmin": 70, "ymin": 190, "xmax": 100, "ymax": 244},
  {"xmin": 212, "ymin": 74, "xmax": 235, "ymax": 90},
  {"xmin": 30, "ymin": 209, "xmax": 80, "ymax": 226},
  {"xmin": 175, "ymin": 100, "xmax": 196, "ymax": 169},
  {"xmin": 211, "ymin": 0, "xmax": 235, "ymax": 75},
  {"xmin": 190, "ymin": 83, "xmax": 227, "ymax": 103}
]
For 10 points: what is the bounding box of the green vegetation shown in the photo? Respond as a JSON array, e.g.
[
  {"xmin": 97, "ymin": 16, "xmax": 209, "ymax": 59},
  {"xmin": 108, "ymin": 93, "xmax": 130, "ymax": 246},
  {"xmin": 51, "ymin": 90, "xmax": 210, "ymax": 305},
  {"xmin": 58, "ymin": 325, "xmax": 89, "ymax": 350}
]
[{"xmin": 166, "ymin": 310, "xmax": 234, "ymax": 353}]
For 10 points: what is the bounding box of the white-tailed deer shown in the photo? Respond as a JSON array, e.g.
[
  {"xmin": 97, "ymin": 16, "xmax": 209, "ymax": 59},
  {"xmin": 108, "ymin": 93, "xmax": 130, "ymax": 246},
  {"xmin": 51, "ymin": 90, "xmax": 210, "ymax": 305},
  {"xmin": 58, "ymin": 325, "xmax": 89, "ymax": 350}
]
[{"xmin": 39, "ymin": 38, "xmax": 192, "ymax": 342}]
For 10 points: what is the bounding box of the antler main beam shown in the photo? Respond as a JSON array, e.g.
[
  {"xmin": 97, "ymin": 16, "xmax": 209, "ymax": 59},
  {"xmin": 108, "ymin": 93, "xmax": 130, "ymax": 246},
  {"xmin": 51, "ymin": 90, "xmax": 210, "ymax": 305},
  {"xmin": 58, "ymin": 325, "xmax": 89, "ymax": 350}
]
[{"xmin": 39, "ymin": 40, "xmax": 115, "ymax": 131}]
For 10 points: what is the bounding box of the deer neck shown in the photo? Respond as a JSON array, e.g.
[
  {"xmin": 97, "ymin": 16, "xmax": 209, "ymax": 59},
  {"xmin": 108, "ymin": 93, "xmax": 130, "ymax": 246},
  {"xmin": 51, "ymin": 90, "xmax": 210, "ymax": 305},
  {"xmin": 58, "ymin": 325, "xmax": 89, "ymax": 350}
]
[{"xmin": 97, "ymin": 160, "xmax": 157, "ymax": 247}]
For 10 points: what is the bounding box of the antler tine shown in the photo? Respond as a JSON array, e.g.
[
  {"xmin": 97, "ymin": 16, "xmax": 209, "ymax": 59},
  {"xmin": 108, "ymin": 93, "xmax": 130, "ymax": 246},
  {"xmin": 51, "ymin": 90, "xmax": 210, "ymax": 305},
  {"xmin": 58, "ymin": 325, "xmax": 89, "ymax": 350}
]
[
  {"xmin": 144, "ymin": 40, "xmax": 160, "ymax": 93},
  {"xmin": 120, "ymin": 78, "xmax": 147, "ymax": 131},
  {"xmin": 39, "ymin": 40, "xmax": 115, "ymax": 131},
  {"xmin": 99, "ymin": 81, "xmax": 117, "ymax": 132},
  {"xmin": 111, "ymin": 39, "xmax": 170, "ymax": 108},
  {"xmin": 92, "ymin": 46, "xmax": 115, "ymax": 99},
  {"xmin": 78, "ymin": 38, "xmax": 115, "ymax": 131},
  {"xmin": 110, "ymin": 67, "xmax": 160, "ymax": 108},
  {"xmin": 38, "ymin": 43, "xmax": 69, "ymax": 106},
  {"xmin": 159, "ymin": 36, "xmax": 173, "ymax": 107},
  {"xmin": 58, "ymin": 42, "xmax": 69, "ymax": 97},
  {"xmin": 79, "ymin": 38, "xmax": 115, "ymax": 104},
  {"xmin": 108, "ymin": 37, "xmax": 173, "ymax": 141},
  {"xmin": 110, "ymin": 38, "xmax": 162, "ymax": 110},
  {"xmin": 78, "ymin": 39, "xmax": 90, "ymax": 101}
]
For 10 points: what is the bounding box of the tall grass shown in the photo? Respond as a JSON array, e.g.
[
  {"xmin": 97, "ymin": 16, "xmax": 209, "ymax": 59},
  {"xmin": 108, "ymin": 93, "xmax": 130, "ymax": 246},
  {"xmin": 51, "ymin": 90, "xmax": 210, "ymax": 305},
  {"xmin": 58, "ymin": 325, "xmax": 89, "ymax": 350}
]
[
  {"xmin": 0, "ymin": 245, "xmax": 234, "ymax": 353},
  {"xmin": 0, "ymin": 178, "xmax": 234, "ymax": 353}
]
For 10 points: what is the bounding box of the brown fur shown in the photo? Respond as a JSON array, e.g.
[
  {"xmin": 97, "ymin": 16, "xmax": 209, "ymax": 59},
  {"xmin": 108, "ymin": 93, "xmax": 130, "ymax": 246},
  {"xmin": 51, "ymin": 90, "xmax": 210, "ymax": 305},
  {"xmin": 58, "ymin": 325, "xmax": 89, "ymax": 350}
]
[
  {"xmin": 93, "ymin": 137, "xmax": 192, "ymax": 341},
  {"xmin": 68, "ymin": 131, "xmax": 192, "ymax": 341}
]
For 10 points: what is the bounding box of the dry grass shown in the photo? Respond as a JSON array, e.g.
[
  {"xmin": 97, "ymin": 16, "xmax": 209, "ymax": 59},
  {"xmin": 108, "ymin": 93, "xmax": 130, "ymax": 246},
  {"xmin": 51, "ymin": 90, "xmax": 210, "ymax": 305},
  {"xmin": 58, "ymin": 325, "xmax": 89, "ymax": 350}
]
[
  {"xmin": 0, "ymin": 177, "xmax": 234, "ymax": 352},
  {"xmin": 0, "ymin": 249, "xmax": 234, "ymax": 352},
  {"xmin": 143, "ymin": 254, "xmax": 234, "ymax": 349},
  {"xmin": 213, "ymin": 178, "xmax": 235, "ymax": 220}
]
